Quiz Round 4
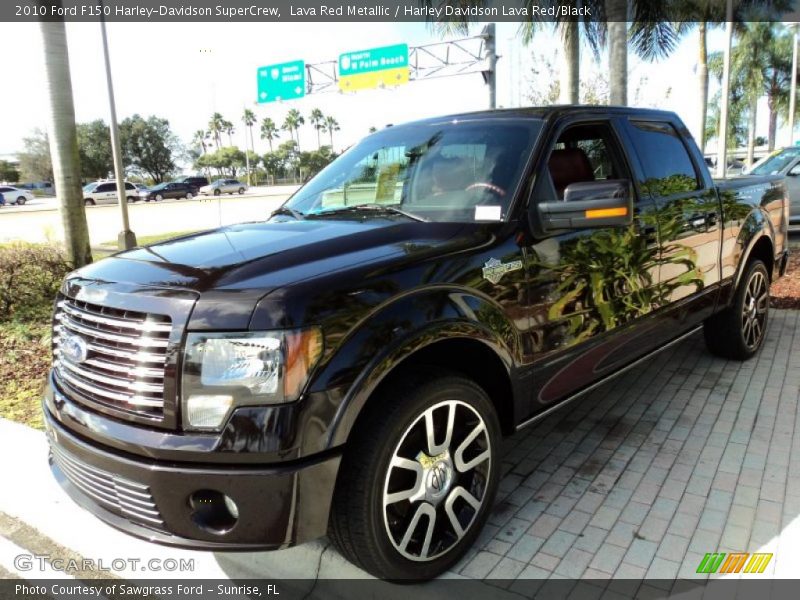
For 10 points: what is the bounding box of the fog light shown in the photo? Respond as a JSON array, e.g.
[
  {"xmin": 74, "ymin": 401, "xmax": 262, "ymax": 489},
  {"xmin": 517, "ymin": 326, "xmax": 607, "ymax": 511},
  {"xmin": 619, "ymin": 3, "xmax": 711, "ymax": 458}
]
[
  {"xmin": 189, "ymin": 490, "xmax": 238, "ymax": 534},
  {"xmin": 185, "ymin": 394, "xmax": 233, "ymax": 430}
]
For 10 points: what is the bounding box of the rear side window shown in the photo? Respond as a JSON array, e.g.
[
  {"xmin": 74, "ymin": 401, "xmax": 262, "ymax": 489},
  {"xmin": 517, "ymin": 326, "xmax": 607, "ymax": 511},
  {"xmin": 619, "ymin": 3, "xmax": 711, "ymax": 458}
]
[
  {"xmin": 627, "ymin": 121, "xmax": 700, "ymax": 196},
  {"xmin": 95, "ymin": 183, "xmax": 114, "ymax": 193}
]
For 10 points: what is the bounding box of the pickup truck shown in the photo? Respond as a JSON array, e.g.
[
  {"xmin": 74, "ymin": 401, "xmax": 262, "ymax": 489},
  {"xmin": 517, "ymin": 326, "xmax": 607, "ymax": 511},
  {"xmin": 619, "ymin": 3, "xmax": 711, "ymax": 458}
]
[
  {"xmin": 44, "ymin": 107, "xmax": 789, "ymax": 581},
  {"xmin": 746, "ymin": 146, "xmax": 800, "ymax": 231}
]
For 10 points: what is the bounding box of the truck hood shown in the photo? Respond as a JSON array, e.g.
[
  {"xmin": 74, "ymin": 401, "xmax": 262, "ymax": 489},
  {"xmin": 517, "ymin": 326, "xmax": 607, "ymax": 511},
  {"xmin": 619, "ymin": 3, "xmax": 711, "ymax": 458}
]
[{"xmin": 74, "ymin": 218, "xmax": 490, "ymax": 296}]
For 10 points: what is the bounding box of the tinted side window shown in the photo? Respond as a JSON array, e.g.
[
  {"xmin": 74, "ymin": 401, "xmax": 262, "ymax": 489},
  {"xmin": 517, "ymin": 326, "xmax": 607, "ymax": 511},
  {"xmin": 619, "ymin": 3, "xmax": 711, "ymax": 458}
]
[
  {"xmin": 627, "ymin": 121, "xmax": 700, "ymax": 196},
  {"xmin": 125, "ymin": 182, "xmax": 135, "ymax": 190},
  {"xmin": 95, "ymin": 183, "xmax": 114, "ymax": 192}
]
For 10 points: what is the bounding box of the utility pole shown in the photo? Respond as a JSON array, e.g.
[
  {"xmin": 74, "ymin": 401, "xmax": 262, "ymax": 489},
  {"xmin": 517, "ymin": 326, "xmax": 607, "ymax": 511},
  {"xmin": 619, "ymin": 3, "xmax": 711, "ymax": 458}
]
[
  {"xmin": 716, "ymin": 0, "xmax": 734, "ymax": 179},
  {"xmin": 99, "ymin": 4, "xmax": 136, "ymax": 249},
  {"xmin": 482, "ymin": 23, "xmax": 497, "ymax": 109},
  {"xmin": 789, "ymin": 25, "xmax": 798, "ymax": 147}
]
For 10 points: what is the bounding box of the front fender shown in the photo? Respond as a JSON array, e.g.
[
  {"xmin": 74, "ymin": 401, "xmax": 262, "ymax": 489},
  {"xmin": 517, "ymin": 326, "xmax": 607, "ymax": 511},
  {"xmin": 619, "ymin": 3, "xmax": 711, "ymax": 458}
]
[{"xmin": 306, "ymin": 287, "xmax": 522, "ymax": 448}]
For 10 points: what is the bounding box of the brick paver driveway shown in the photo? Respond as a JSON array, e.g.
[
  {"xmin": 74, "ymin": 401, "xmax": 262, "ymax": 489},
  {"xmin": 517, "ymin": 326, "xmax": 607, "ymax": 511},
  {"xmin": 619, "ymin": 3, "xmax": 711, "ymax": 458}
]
[{"xmin": 452, "ymin": 309, "xmax": 800, "ymax": 589}]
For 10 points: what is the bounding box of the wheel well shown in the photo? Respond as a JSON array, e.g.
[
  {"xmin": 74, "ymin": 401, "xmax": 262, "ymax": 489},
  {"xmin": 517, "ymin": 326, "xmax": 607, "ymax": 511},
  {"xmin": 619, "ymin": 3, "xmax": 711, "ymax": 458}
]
[
  {"xmin": 356, "ymin": 338, "xmax": 516, "ymax": 437},
  {"xmin": 748, "ymin": 236, "xmax": 774, "ymax": 281}
]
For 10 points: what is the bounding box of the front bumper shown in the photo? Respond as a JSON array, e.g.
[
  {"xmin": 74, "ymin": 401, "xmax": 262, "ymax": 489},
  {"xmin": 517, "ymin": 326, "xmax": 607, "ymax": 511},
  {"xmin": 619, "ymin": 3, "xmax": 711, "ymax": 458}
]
[{"xmin": 44, "ymin": 405, "xmax": 341, "ymax": 550}]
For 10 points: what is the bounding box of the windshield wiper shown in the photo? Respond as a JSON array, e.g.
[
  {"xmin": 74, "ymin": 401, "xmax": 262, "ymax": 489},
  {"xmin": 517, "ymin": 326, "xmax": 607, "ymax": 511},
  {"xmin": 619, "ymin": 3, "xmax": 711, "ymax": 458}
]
[
  {"xmin": 308, "ymin": 204, "xmax": 427, "ymax": 222},
  {"xmin": 270, "ymin": 206, "xmax": 305, "ymax": 220}
]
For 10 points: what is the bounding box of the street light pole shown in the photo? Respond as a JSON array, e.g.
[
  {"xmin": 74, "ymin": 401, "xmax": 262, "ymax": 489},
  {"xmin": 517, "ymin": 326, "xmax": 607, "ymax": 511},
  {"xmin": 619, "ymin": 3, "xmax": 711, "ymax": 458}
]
[
  {"xmin": 242, "ymin": 108, "xmax": 251, "ymax": 187},
  {"xmin": 716, "ymin": 0, "xmax": 734, "ymax": 179},
  {"xmin": 789, "ymin": 25, "xmax": 798, "ymax": 147},
  {"xmin": 99, "ymin": 4, "xmax": 136, "ymax": 249}
]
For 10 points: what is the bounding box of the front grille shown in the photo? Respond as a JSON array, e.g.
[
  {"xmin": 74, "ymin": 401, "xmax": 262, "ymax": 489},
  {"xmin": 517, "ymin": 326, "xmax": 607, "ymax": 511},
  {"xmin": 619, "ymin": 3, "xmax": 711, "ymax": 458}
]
[
  {"xmin": 50, "ymin": 442, "xmax": 164, "ymax": 528},
  {"xmin": 52, "ymin": 295, "xmax": 172, "ymax": 420}
]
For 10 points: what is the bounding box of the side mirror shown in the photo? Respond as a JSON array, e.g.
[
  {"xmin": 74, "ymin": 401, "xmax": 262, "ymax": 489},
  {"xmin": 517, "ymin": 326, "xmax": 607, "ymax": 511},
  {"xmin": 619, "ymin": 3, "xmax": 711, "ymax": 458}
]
[
  {"xmin": 788, "ymin": 165, "xmax": 800, "ymax": 177},
  {"xmin": 537, "ymin": 179, "xmax": 633, "ymax": 232}
]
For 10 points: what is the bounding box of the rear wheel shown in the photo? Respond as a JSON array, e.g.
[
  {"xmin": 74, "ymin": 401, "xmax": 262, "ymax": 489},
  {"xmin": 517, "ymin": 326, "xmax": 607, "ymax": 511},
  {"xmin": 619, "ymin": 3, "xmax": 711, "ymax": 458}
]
[
  {"xmin": 126, "ymin": 196, "xmax": 135, "ymax": 203},
  {"xmin": 155, "ymin": 194, "xmax": 163, "ymax": 201},
  {"xmin": 16, "ymin": 197, "xmax": 26, "ymax": 205},
  {"xmin": 704, "ymin": 259, "xmax": 769, "ymax": 360},
  {"xmin": 214, "ymin": 189, "xmax": 221, "ymax": 196},
  {"xmin": 238, "ymin": 188, "xmax": 245, "ymax": 194},
  {"xmin": 329, "ymin": 370, "xmax": 500, "ymax": 580},
  {"xmin": 186, "ymin": 192, "xmax": 193, "ymax": 200}
]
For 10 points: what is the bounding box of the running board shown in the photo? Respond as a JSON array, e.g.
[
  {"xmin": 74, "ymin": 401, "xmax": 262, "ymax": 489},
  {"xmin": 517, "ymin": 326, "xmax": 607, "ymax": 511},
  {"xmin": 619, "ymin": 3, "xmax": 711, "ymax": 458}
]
[{"xmin": 515, "ymin": 325, "xmax": 703, "ymax": 432}]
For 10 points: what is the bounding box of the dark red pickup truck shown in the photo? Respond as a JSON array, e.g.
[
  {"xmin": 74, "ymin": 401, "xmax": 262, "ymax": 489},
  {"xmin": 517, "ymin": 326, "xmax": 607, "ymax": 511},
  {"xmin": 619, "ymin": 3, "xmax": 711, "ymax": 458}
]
[{"xmin": 45, "ymin": 106, "xmax": 788, "ymax": 580}]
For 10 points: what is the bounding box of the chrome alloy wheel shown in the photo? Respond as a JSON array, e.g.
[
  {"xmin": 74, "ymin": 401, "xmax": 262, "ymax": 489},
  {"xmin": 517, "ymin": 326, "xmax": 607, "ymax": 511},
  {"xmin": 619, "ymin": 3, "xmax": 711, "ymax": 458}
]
[
  {"xmin": 382, "ymin": 399, "xmax": 492, "ymax": 562},
  {"xmin": 742, "ymin": 269, "xmax": 768, "ymax": 350}
]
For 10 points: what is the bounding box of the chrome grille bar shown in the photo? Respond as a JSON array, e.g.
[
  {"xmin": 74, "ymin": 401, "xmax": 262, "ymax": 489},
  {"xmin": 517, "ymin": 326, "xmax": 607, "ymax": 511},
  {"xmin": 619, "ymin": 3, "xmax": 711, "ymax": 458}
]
[
  {"xmin": 50, "ymin": 443, "xmax": 164, "ymax": 526},
  {"xmin": 52, "ymin": 295, "xmax": 172, "ymax": 419}
]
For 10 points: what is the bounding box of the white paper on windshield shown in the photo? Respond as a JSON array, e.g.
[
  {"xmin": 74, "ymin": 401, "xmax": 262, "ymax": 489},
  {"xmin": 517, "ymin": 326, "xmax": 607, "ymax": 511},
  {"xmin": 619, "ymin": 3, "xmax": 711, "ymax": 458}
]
[{"xmin": 475, "ymin": 205, "xmax": 502, "ymax": 221}]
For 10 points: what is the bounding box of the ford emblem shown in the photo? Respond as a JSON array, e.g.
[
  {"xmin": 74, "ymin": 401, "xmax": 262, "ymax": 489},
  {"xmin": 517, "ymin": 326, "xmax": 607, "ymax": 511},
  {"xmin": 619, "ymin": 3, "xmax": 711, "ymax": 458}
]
[{"xmin": 61, "ymin": 333, "xmax": 89, "ymax": 364}]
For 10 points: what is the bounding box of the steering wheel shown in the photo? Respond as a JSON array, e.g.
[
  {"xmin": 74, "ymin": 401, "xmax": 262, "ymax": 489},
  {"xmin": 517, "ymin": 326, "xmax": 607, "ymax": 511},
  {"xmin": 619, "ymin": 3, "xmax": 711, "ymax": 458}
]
[{"xmin": 465, "ymin": 182, "xmax": 506, "ymax": 197}]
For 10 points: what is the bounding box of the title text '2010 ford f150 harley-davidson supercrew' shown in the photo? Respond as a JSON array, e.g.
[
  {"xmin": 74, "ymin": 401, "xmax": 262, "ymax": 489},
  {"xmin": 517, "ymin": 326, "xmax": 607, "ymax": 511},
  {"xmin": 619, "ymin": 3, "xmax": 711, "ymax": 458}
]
[{"xmin": 44, "ymin": 107, "xmax": 789, "ymax": 580}]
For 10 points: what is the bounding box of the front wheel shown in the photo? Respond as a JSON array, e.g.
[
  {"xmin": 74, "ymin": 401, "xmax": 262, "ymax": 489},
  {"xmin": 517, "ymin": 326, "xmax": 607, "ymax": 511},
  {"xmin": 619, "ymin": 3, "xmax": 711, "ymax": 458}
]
[
  {"xmin": 238, "ymin": 188, "xmax": 245, "ymax": 194},
  {"xmin": 704, "ymin": 259, "xmax": 769, "ymax": 360},
  {"xmin": 214, "ymin": 189, "xmax": 221, "ymax": 196},
  {"xmin": 155, "ymin": 194, "xmax": 163, "ymax": 201},
  {"xmin": 84, "ymin": 198, "xmax": 95, "ymax": 206},
  {"xmin": 16, "ymin": 197, "xmax": 26, "ymax": 205},
  {"xmin": 328, "ymin": 370, "xmax": 500, "ymax": 580},
  {"xmin": 186, "ymin": 192, "xmax": 193, "ymax": 200}
]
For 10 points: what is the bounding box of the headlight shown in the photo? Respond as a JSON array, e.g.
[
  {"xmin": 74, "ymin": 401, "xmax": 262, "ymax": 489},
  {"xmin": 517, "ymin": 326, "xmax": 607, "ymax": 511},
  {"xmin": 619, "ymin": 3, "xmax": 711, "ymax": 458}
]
[{"xmin": 181, "ymin": 329, "xmax": 322, "ymax": 431}]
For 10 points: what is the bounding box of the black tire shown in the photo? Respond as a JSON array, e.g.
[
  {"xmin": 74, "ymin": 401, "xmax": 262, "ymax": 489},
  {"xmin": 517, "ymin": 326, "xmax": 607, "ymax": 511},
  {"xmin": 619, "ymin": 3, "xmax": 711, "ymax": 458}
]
[
  {"xmin": 84, "ymin": 198, "xmax": 95, "ymax": 206},
  {"xmin": 155, "ymin": 194, "xmax": 163, "ymax": 201},
  {"xmin": 16, "ymin": 197, "xmax": 26, "ymax": 206},
  {"xmin": 214, "ymin": 189, "xmax": 221, "ymax": 196},
  {"xmin": 328, "ymin": 369, "xmax": 500, "ymax": 581},
  {"xmin": 186, "ymin": 192, "xmax": 193, "ymax": 200},
  {"xmin": 704, "ymin": 259, "xmax": 769, "ymax": 360},
  {"xmin": 126, "ymin": 196, "xmax": 135, "ymax": 203},
  {"xmin": 238, "ymin": 188, "xmax": 245, "ymax": 194}
]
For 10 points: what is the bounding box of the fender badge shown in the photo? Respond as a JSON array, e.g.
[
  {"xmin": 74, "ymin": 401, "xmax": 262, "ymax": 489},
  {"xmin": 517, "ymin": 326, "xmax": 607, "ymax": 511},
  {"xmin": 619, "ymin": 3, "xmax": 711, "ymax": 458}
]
[{"xmin": 482, "ymin": 258, "xmax": 523, "ymax": 284}]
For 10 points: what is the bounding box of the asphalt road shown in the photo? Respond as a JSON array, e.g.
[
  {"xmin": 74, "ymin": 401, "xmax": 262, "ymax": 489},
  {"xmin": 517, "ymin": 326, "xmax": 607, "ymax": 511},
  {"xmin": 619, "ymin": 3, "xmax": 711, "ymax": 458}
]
[{"xmin": 0, "ymin": 186, "xmax": 298, "ymax": 246}]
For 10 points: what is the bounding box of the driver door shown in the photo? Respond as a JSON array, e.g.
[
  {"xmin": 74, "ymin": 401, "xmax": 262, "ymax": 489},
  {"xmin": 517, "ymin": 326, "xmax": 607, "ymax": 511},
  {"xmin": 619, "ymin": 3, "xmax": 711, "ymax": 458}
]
[{"xmin": 524, "ymin": 118, "xmax": 664, "ymax": 415}]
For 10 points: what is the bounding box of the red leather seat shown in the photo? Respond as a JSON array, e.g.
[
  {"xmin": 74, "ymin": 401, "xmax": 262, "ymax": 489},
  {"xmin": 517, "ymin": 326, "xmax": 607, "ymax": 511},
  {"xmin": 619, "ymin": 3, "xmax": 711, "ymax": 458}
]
[{"xmin": 548, "ymin": 148, "xmax": 595, "ymax": 198}]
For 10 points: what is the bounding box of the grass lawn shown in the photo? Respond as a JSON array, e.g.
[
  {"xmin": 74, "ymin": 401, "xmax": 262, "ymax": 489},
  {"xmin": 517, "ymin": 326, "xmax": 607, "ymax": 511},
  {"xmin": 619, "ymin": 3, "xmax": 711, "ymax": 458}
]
[{"xmin": 0, "ymin": 321, "xmax": 50, "ymax": 430}]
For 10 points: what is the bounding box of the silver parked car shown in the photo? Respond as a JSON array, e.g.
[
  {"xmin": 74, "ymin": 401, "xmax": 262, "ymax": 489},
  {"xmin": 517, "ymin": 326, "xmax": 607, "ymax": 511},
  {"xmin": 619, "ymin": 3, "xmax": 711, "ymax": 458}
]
[
  {"xmin": 199, "ymin": 179, "xmax": 247, "ymax": 196},
  {"xmin": 746, "ymin": 147, "xmax": 800, "ymax": 231}
]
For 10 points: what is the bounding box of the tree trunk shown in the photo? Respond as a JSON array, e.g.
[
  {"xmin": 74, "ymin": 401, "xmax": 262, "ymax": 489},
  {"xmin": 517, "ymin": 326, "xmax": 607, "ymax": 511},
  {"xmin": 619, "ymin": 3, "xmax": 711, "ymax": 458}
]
[
  {"xmin": 697, "ymin": 22, "xmax": 709, "ymax": 152},
  {"xmin": 768, "ymin": 98, "xmax": 778, "ymax": 151},
  {"xmin": 606, "ymin": 1, "xmax": 628, "ymax": 106},
  {"xmin": 746, "ymin": 95, "xmax": 757, "ymax": 167},
  {"xmin": 317, "ymin": 128, "xmax": 322, "ymax": 149},
  {"xmin": 39, "ymin": 18, "xmax": 92, "ymax": 268},
  {"xmin": 329, "ymin": 130, "xmax": 334, "ymax": 149},
  {"xmin": 560, "ymin": 21, "xmax": 580, "ymax": 104}
]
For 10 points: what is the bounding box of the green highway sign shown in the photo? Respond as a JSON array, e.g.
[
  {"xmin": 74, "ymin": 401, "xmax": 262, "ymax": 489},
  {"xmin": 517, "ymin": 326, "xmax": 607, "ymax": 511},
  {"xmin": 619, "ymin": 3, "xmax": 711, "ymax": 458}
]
[
  {"xmin": 257, "ymin": 60, "xmax": 305, "ymax": 103},
  {"xmin": 338, "ymin": 44, "xmax": 409, "ymax": 91}
]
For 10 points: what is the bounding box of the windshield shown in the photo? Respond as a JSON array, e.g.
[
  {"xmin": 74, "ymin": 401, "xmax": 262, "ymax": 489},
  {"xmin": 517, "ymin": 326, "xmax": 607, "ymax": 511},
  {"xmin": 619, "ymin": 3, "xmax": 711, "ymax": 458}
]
[
  {"xmin": 285, "ymin": 117, "xmax": 542, "ymax": 223},
  {"xmin": 749, "ymin": 148, "xmax": 800, "ymax": 175},
  {"xmin": 151, "ymin": 183, "xmax": 167, "ymax": 190},
  {"xmin": 82, "ymin": 183, "xmax": 97, "ymax": 192}
]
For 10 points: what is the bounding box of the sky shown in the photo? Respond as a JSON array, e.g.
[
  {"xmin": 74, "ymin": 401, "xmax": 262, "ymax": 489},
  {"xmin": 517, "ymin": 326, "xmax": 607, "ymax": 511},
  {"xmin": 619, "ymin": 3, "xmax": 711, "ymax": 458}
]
[{"xmin": 0, "ymin": 20, "xmax": 786, "ymax": 165}]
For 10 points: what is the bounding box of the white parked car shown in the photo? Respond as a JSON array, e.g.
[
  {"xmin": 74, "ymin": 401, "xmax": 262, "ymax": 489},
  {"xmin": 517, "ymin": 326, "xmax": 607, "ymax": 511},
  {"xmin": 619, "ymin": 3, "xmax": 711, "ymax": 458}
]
[
  {"xmin": 0, "ymin": 185, "xmax": 35, "ymax": 205},
  {"xmin": 82, "ymin": 181, "xmax": 138, "ymax": 206},
  {"xmin": 199, "ymin": 179, "xmax": 247, "ymax": 196}
]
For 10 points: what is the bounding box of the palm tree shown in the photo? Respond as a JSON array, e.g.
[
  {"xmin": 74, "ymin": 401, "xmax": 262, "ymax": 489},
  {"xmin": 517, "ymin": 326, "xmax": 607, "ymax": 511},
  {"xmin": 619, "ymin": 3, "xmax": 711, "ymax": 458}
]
[
  {"xmin": 192, "ymin": 130, "xmax": 208, "ymax": 155},
  {"xmin": 260, "ymin": 117, "xmax": 280, "ymax": 151},
  {"xmin": 520, "ymin": 4, "xmax": 605, "ymax": 104},
  {"xmin": 673, "ymin": 0, "xmax": 793, "ymax": 152},
  {"xmin": 309, "ymin": 108, "xmax": 325, "ymax": 148},
  {"xmin": 323, "ymin": 116, "xmax": 340, "ymax": 150},
  {"xmin": 39, "ymin": 19, "xmax": 92, "ymax": 267},
  {"xmin": 208, "ymin": 112, "xmax": 225, "ymax": 150},
  {"xmin": 222, "ymin": 119, "xmax": 235, "ymax": 147},
  {"xmin": 242, "ymin": 109, "xmax": 256, "ymax": 154},
  {"xmin": 283, "ymin": 109, "xmax": 304, "ymax": 148}
]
